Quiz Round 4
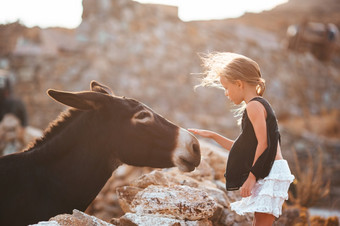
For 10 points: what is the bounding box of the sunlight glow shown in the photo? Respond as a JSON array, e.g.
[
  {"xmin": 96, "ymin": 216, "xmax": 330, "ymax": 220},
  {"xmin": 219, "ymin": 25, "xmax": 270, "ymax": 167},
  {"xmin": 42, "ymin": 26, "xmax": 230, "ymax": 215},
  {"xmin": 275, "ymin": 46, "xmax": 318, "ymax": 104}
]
[
  {"xmin": 135, "ymin": 0, "xmax": 179, "ymax": 6},
  {"xmin": 0, "ymin": 0, "xmax": 288, "ymax": 28},
  {"xmin": 179, "ymin": 0, "xmax": 288, "ymax": 21},
  {"xmin": 135, "ymin": 0, "xmax": 288, "ymax": 21},
  {"xmin": 0, "ymin": 0, "xmax": 83, "ymax": 28}
]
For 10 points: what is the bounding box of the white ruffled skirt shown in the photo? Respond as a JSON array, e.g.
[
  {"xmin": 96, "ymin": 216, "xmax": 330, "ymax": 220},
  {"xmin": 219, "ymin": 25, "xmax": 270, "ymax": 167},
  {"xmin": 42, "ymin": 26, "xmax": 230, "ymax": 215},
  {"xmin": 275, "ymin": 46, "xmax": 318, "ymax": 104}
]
[{"xmin": 230, "ymin": 159, "xmax": 294, "ymax": 218}]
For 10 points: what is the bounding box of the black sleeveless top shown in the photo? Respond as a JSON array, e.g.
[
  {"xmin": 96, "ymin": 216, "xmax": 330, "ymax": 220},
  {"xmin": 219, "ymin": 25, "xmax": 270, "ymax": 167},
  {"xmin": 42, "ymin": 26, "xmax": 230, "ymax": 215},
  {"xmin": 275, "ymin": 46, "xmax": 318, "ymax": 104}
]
[{"xmin": 224, "ymin": 97, "xmax": 280, "ymax": 191}]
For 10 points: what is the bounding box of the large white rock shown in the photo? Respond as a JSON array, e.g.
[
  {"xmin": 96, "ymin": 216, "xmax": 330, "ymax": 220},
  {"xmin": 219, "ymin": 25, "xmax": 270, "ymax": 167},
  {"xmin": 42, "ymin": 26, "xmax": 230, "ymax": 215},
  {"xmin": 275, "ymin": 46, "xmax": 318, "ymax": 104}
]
[
  {"xmin": 116, "ymin": 213, "xmax": 212, "ymax": 226},
  {"xmin": 130, "ymin": 185, "xmax": 217, "ymax": 221}
]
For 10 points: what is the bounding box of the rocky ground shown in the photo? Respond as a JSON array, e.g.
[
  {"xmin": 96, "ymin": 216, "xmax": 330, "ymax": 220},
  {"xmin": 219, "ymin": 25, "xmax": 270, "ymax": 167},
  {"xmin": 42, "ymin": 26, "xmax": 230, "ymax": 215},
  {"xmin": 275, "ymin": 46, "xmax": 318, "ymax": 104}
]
[
  {"xmin": 1, "ymin": 0, "xmax": 340, "ymax": 225},
  {"xmin": 31, "ymin": 141, "xmax": 338, "ymax": 225}
]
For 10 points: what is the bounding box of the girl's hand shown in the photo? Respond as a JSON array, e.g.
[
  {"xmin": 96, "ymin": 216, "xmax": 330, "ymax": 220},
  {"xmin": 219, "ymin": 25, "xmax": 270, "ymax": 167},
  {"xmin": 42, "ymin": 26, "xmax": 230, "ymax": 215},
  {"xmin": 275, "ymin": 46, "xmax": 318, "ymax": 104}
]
[
  {"xmin": 240, "ymin": 173, "xmax": 256, "ymax": 197},
  {"xmin": 188, "ymin": 129, "xmax": 213, "ymax": 138},
  {"xmin": 188, "ymin": 129, "xmax": 234, "ymax": 151}
]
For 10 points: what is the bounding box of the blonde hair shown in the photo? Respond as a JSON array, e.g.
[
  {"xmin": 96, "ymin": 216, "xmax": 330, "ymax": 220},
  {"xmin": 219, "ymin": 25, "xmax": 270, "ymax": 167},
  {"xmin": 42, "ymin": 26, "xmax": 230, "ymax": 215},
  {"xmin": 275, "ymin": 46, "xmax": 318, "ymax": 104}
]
[
  {"xmin": 197, "ymin": 52, "xmax": 265, "ymax": 96},
  {"xmin": 196, "ymin": 52, "xmax": 266, "ymax": 124}
]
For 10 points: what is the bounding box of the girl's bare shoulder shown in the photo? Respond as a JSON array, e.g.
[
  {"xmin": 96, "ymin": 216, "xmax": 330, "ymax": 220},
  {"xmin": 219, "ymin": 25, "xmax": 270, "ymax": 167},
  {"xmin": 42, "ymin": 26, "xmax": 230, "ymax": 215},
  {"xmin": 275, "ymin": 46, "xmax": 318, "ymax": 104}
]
[{"xmin": 246, "ymin": 100, "xmax": 266, "ymax": 119}]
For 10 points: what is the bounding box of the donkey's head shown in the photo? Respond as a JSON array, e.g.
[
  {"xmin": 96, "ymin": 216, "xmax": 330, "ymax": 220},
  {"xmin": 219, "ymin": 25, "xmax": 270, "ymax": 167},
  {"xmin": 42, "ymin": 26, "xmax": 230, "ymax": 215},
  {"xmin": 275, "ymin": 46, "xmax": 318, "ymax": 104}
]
[{"xmin": 47, "ymin": 81, "xmax": 200, "ymax": 172}]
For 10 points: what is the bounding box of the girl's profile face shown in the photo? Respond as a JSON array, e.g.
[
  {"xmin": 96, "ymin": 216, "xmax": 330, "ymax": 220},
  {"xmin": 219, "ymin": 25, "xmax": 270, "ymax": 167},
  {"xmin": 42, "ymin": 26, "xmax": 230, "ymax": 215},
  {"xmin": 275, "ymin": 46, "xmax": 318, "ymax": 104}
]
[{"xmin": 219, "ymin": 76, "xmax": 243, "ymax": 105}]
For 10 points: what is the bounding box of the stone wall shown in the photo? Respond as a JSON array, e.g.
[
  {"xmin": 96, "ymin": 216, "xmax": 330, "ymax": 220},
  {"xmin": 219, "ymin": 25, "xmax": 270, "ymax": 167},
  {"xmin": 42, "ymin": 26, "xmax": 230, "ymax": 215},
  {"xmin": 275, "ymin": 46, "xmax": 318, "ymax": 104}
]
[{"xmin": 7, "ymin": 0, "xmax": 339, "ymax": 137}]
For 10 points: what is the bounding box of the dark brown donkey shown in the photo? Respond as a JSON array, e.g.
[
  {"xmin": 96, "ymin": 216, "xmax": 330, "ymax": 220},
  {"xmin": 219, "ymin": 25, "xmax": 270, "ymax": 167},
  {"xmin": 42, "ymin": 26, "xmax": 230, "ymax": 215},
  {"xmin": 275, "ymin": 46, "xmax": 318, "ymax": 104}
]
[{"xmin": 0, "ymin": 81, "xmax": 200, "ymax": 226}]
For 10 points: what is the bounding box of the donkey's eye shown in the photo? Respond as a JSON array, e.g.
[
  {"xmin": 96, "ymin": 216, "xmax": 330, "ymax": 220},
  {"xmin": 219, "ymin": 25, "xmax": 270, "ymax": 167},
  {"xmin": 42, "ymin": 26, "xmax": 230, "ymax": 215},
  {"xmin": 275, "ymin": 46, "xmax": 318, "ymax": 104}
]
[
  {"xmin": 132, "ymin": 110, "xmax": 154, "ymax": 124},
  {"xmin": 135, "ymin": 111, "xmax": 151, "ymax": 119}
]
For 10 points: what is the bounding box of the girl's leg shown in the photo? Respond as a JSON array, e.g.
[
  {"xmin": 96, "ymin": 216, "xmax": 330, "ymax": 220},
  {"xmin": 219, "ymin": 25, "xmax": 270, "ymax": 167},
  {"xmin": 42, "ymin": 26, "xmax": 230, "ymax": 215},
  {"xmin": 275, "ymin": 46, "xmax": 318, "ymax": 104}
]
[{"xmin": 254, "ymin": 212, "xmax": 275, "ymax": 226}]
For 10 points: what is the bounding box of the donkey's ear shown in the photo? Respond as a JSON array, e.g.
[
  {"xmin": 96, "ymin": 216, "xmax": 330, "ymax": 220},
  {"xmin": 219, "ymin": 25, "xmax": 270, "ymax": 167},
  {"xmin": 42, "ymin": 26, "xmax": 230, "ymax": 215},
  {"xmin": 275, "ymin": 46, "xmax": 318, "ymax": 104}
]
[
  {"xmin": 90, "ymin": 80, "xmax": 114, "ymax": 95},
  {"xmin": 47, "ymin": 89, "xmax": 106, "ymax": 110}
]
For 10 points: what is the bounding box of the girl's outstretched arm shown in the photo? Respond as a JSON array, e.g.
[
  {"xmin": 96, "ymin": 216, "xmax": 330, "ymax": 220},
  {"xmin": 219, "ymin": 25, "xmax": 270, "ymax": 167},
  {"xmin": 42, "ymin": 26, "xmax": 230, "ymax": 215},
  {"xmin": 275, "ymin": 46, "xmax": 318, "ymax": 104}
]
[{"xmin": 188, "ymin": 129, "xmax": 234, "ymax": 151}]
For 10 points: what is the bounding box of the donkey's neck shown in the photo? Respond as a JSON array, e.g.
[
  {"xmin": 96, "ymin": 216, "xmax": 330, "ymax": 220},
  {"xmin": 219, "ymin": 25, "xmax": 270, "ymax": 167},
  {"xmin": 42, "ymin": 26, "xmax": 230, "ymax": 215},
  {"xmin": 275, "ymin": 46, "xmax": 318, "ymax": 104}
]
[{"xmin": 28, "ymin": 109, "xmax": 121, "ymax": 210}]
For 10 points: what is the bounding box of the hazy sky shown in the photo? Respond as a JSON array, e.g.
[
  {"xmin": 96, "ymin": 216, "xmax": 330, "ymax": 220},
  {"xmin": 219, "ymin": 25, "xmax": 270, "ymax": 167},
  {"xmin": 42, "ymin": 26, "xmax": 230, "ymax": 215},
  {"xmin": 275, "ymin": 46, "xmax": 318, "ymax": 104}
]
[
  {"xmin": 0, "ymin": 0, "xmax": 288, "ymax": 28},
  {"xmin": 138, "ymin": 0, "xmax": 288, "ymax": 21}
]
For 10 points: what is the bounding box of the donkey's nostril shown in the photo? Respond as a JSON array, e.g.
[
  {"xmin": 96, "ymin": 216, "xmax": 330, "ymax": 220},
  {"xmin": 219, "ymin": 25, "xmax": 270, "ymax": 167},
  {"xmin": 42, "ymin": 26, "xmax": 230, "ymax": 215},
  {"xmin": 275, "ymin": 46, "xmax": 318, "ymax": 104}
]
[{"xmin": 192, "ymin": 143, "xmax": 200, "ymax": 155}]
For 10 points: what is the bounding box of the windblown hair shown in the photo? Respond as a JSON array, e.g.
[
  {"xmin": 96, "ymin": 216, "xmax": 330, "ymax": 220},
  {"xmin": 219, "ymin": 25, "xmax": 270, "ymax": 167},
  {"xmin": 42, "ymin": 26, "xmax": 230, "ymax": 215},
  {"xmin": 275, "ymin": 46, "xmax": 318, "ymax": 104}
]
[
  {"xmin": 196, "ymin": 52, "xmax": 266, "ymax": 123},
  {"xmin": 197, "ymin": 52, "xmax": 265, "ymax": 96}
]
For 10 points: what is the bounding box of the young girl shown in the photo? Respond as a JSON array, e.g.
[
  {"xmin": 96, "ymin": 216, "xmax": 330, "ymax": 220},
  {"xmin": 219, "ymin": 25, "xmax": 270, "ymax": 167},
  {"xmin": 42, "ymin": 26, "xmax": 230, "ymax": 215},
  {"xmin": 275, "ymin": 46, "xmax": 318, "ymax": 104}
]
[{"xmin": 189, "ymin": 52, "xmax": 294, "ymax": 225}]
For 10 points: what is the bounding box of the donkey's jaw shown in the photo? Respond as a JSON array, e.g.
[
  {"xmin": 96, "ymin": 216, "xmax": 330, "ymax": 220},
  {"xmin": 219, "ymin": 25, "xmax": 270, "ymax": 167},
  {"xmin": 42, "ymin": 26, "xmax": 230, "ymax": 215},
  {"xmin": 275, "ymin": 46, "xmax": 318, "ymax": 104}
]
[{"xmin": 172, "ymin": 128, "xmax": 201, "ymax": 172}]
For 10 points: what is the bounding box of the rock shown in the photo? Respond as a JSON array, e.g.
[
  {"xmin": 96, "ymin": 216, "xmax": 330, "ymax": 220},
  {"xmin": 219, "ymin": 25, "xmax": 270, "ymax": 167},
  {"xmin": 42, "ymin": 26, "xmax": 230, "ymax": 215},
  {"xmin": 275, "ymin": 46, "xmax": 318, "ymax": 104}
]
[
  {"xmin": 30, "ymin": 221, "xmax": 60, "ymax": 226},
  {"xmin": 182, "ymin": 159, "xmax": 215, "ymax": 181},
  {"xmin": 86, "ymin": 166, "xmax": 152, "ymax": 221},
  {"xmin": 130, "ymin": 169, "xmax": 170, "ymax": 188},
  {"xmin": 274, "ymin": 206, "xmax": 310, "ymax": 226},
  {"xmin": 199, "ymin": 140, "xmax": 229, "ymax": 181},
  {"xmin": 104, "ymin": 142, "xmax": 253, "ymax": 225},
  {"xmin": 116, "ymin": 186, "xmax": 143, "ymax": 213},
  {"xmin": 130, "ymin": 185, "xmax": 217, "ymax": 221},
  {"xmin": 130, "ymin": 168, "xmax": 203, "ymax": 189},
  {"xmin": 208, "ymin": 203, "xmax": 224, "ymax": 223},
  {"xmin": 325, "ymin": 216, "xmax": 340, "ymax": 226},
  {"xmin": 165, "ymin": 170, "xmax": 201, "ymax": 188},
  {"xmin": 32, "ymin": 209, "xmax": 113, "ymax": 226},
  {"xmin": 114, "ymin": 213, "xmax": 212, "ymax": 226},
  {"xmin": 202, "ymin": 186, "xmax": 229, "ymax": 208},
  {"xmin": 112, "ymin": 160, "xmax": 254, "ymax": 225}
]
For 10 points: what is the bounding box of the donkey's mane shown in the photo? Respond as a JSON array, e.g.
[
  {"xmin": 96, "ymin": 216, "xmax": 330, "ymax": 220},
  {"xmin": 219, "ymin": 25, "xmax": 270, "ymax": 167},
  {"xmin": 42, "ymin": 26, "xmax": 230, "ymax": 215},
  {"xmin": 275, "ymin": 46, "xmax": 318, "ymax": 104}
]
[{"xmin": 25, "ymin": 108, "xmax": 82, "ymax": 151}]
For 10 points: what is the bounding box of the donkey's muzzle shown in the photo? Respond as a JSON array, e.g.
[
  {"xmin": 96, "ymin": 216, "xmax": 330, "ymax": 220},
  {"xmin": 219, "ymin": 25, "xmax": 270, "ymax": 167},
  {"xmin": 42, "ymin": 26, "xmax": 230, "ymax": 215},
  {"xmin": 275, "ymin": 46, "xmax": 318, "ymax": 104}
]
[{"xmin": 173, "ymin": 128, "xmax": 201, "ymax": 172}]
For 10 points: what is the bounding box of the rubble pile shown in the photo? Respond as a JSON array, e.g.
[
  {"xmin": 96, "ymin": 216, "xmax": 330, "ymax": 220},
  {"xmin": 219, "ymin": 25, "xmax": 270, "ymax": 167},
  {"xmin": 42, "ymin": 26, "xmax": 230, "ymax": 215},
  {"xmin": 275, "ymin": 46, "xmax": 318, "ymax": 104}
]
[
  {"xmin": 85, "ymin": 141, "xmax": 230, "ymax": 222},
  {"xmin": 32, "ymin": 141, "xmax": 339, "ymax": 225},
  {"xmin": 109, "ymin": 141, "xmax": 235, "ymax": 225},
  {"xmin": 34, "ymin": 141, "xmax": 253, "ymax": 225}
]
